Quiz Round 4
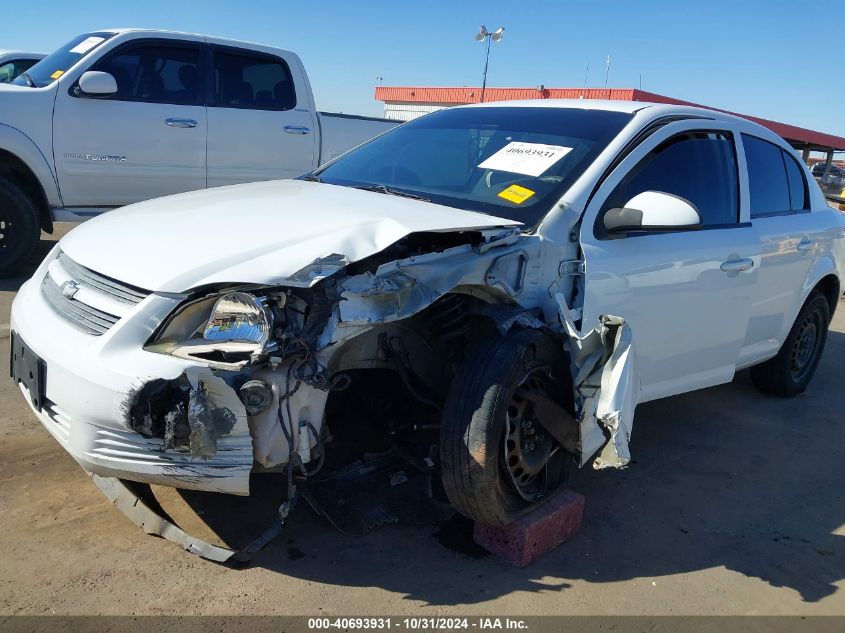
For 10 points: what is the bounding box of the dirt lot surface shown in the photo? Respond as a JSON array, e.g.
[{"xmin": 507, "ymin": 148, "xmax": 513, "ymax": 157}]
[{"xmin": 1, "ymin": 225, "xmax": 843, "ymax": 615}]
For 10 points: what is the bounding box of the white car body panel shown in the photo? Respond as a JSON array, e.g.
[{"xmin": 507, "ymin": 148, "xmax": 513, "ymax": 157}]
[
  {"xmin": 10, "ymin": 99, "xmax": 845, "ymax": 501},
  {"xmin": 59, "ymin": 179, "xmax": 519, "ymax": 293}
]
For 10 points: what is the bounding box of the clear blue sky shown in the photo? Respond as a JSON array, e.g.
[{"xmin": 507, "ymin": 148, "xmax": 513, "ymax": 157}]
[{"xmin": 3, "ymin": 0, "xmax": 844, "ymax": 138}]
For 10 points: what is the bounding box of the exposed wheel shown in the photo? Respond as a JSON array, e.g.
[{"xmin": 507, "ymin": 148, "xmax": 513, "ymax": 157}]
[
  {"xmin": 0, "ymin": 177, "xmax": 40, "ymax": 278},
  {"xmin": 750, "ymin": 291, "xmax": 830, "ymax": 397},
  {"xmin": 440, "ymin": 328, "xmax": 577, "ymax": 526}
]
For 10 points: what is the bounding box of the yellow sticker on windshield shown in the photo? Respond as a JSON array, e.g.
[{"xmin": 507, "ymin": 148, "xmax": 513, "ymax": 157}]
[
  {"xmin": 498, "ymin": 184, "xmax": 535, "ymax": 205},
  {"xmin": 50, "ymin": 70, "xmax": 65, "ymax": 79}
]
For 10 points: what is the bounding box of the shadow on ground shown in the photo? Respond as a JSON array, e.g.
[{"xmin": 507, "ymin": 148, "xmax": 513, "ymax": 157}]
[
  {"xmin": 0, "ymin": 230, "xmax": 67, "ymax": 293},
  {"xmin": 172, "ymin": 328, "xmax": 845, "ymax": 606}
]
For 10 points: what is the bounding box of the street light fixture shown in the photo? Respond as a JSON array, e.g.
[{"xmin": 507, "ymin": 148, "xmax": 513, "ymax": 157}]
[{"xmin": 475, "ymin": 25, "xmax": 504, "ymax": 103}]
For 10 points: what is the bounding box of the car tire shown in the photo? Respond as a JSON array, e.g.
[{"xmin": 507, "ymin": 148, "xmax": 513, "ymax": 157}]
[
  {"xmin": 440, "ymin": 328, "xmax": 576, "ymax": 526},
  {"xmin": 0, "ymin": 177, "xmax": 40, "ymax": 278},
  {"xmin": 750, "ymin": 291, "xmax": 830, "ymax": 397}
]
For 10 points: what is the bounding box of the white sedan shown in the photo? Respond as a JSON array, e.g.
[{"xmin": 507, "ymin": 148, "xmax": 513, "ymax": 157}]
[{"xmin": 10, "ymin": 100, "xmax": 844, "ymax": 555}]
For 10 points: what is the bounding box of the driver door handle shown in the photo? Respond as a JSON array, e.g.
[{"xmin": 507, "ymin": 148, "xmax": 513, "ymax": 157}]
[
  {"xmin": 720, "ymin": 257, "xmax": 754, "ymax": 273},
  {"xmin": 284, "ymin": 125, "xmax": 311, "ymax": 135},
  {"xmin": 165, "ymin": 118, "xmax": 197, "ymax": 128},
  {"xmin": 797, "ymin": 238, "xmax": 815, "ymax": 253}
]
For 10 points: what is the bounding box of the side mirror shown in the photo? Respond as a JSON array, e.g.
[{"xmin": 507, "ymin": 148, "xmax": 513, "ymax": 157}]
[
  {"xmin": 75, "ymin": 71, "xmax": 117, "ymax": 98},
  {"xmin": 604, "ymin": 191, "xmax": 701, "ymax": 235}
]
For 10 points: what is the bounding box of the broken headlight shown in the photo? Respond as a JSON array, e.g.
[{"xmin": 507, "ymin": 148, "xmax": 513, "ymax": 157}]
[
  {"xmin": 146, "ymin": 291, "xmax": 275, "ymax": 369},
  {"xmin": 203, "ymin": 292, "xmax": 272, "ymax": 345}
]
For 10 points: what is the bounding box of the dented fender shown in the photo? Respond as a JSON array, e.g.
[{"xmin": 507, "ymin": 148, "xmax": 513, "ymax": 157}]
[{"xmin": 555, "ymin": 293, "xmax": 639, "ymax": 469}]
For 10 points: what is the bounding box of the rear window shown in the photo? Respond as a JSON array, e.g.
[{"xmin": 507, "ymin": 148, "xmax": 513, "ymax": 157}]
[
  {"xmin": 211, "ymin": 50, "xmax": 296, "ymax": 111},
  {"xmin": 743, "ymin": 134, "xmax": 807, "ymax": 217},
  {"xmin": 13, "ymin": 32, "xmax": 115, "ymax": 87}
]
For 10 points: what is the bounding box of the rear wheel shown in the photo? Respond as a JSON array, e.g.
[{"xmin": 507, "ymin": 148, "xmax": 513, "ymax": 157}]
[
  {"xmin": 0, "ymin": 177, "xmax": 40, "ymax": 278},
  {"xmin": 750, "ymin": 291, "xmax": 830, "ymax": 397},
  {"xmin": 440, "ymin": 329, "xmax": 577, "ymax": 525}
]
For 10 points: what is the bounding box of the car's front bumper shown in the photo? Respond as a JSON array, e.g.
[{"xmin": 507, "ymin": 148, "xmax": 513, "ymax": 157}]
[{"xmin": 10, "ymin": 263, "xmax": 253, "ymax": 495}]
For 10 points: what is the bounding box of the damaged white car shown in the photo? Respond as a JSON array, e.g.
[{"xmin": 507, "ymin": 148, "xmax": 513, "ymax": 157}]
[{"xmin": 10, "ymin": 100, "xmax": 845, "ymax": 558}]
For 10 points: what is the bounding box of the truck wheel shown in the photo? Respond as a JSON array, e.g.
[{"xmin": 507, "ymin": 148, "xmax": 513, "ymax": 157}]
[
  {"xmin": 0, "ymin": 177, "xmax": 40, "ymax": 278},
  {"xmin": 440, "ymin": 328, "xmax": 576, "ymax": 526},
  {"xmin": 750, "ymin": 291, "xmax": 830, "ymax": 397}
]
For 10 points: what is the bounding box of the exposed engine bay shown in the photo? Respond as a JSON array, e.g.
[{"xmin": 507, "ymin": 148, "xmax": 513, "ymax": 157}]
[{"xmin": 110, "ymin": 225, "xmax": 633, "ymax": 560}]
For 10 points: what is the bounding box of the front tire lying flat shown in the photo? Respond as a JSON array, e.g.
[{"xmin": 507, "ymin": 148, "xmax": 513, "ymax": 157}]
[
  {"xmin": 751, "ymin": 291, "xmax": 830, "ymax": 397},
  {"xmin": 440, "ymin": 329, "xmax": 576, "ymax": 526}
]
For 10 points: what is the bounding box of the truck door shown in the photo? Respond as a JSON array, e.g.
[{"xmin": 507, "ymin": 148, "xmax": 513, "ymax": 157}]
[
  {"xmin": 579, "ymin": 122, "xmax": 759, "ymax": 403},
  {"xmin": 205, "ymin": 45, "xmax": 318, "ymax": 187},
  {"xmin": 53, "ymin": 39, "xmax": 207, "ymax": 207}
]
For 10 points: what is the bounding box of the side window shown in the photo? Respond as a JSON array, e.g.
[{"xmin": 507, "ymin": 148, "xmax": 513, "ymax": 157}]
[
  {"xmin": 783, "ymin": 151, "xmax": 809, "ymax": 212},
  {"xmin": 0, "ymin": 62, "xmax": 15, "ymax": 83},
  {"xmin": 742, "ymin": 134, "xmax": 792, "ymax": 218},
  {"xmin": 93, "ymin": 43, "xmax": 200, "ymax": 105},
  {"xmin": 211, "ymin": 50, "xmax": 296, "ymax": 111},
  {"xmin": 0, "ymin": 59, "xmax": 37, "ymax": 84},
  {"xmin": 601, "ymin": 131, "xmax": 739, "ymax": 229}
]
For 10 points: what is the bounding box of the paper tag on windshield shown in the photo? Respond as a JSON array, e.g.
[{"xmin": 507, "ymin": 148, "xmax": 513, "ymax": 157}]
[
  {"xmin": 69, "ymin": 36, "xmax": 105, "ymax": 55},
  {"xmin": 479, "ymin": 142, "xmax": 573, "ymax": 177}
]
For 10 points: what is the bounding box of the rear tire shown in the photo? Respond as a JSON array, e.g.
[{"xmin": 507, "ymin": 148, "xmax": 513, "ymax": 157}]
[
  {"xmin": 750, "ymin": 291, "xmax": 830, "ymax": 397},
  {"xmin": 440, "ymin": 328, "xmax": 576, "ymax": 526},
  {"xmin": 0, "ymin": 177, "xmax": 40, "ymax": 278}
]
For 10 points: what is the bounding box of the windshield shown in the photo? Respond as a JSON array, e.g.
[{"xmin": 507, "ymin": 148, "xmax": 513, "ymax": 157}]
[
  {"xmin": 312, "ymin": 106, "xmax": 632, "ymax": 225},
  {"xmin": 13, "ymin": 32, "xmax": 115, "ymax": 87}
]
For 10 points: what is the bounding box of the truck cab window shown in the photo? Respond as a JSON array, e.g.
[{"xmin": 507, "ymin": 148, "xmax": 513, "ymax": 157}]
[
  {"xmin": 94, "ymin": 44, "xmax": 200, "ymax": 105},
  {"xmin": 211, "ymin": 51, "xmax": 296, "ymax": 111}
]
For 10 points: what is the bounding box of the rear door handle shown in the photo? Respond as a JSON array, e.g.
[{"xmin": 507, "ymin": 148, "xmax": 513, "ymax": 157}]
[
  {"xmin": 165, "ymin": 118, "xmax": 197, "ymax": 128},
  {"xmin": 797, "ymin": 238, "xmax": 815, "ymax": 253},
  {"xmin": 283, "ymin": 125, "xmax": 311, "ymax": 135},
  {"xmin": 720, "ymin": 257, "xmax": 754, "ymax": 274}
]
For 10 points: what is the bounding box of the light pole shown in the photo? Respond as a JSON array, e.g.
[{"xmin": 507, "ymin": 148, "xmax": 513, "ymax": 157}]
[{"xmin": 475, "ymin": 25, "xmax": 504, "ymax": 103}]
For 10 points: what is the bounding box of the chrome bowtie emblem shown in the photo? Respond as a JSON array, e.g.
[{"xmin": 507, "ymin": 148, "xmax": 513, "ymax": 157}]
[{"xmin": 61, "ymin": 280, "xmax": 81, "ymax": 299}]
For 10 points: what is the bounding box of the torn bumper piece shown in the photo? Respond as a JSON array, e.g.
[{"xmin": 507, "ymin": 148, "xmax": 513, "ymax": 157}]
[
  {"xmin": 555, "ymin": 294, "xmax": 638, "ymax": 469},
  {"xmin": 90, "ymin": 473, "xmax": 283, "ymax": 563}
]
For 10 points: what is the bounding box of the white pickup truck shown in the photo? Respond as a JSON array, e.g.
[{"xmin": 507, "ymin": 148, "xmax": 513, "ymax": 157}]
[{"xmin": 0, "ymin": 29, "xmax": 399, "ymax": 275}]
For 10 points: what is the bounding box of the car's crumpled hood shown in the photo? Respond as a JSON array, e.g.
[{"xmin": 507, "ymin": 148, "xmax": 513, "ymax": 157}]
[{"xmin": 60, "ymin": 179, "xmax": 521, "ymax": 293}]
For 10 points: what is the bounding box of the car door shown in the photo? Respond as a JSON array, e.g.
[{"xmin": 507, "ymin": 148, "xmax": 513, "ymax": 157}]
[
  {"xmin": 205, "ymin": 45, "xmax": 318, "ymax": 187},
  {"xmin": 579, "ymin": 122, "xmax": 759, "ymax": 402},
  {"xmin": 737, "ymin": 133, "xmax": 821, "ymax": 366},
  {"xmin": 53, "ymin": 39, "xmax": 207, "ymax": 207}
]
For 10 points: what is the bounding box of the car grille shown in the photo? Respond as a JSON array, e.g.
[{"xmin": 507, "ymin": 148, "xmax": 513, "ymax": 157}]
[
  {"xmin": 56, "ymin": 252, "xmax": 149, "ymax": 305},
  {"xmin": 40, "ymin": 251, "xmax": 151, "ymax": 336}
]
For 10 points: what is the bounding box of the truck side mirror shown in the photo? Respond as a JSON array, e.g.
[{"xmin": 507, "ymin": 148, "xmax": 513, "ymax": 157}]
[
  {"xmin": 75, "ymin": 71, "xmax": 117, "ymax": 98},
  {"xmin": 604, "ymin": 191, "xmax": 702, "ymax": 235}
]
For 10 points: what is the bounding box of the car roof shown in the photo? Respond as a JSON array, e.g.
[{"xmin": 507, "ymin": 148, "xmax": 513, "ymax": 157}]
[
  {"xmin": 95, "ymin": 28, "xmax": 288, "ymax": 54},
  {"xmin": 461, "ymin": 98, "xmax": 752, "ymax": 122},
  {"xmin": 456, "ymin": 99, "xmax": 796, "ymax": 145},
  {"xmin": 0, "ymin": 49, "xmax": 45, "ymax": 58}
]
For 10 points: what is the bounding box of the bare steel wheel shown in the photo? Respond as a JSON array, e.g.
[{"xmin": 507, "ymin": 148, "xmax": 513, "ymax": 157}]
[
  {"xmin": 441, "ymin": 328, "xmax": 577, "ymax": 526},
  {"xmin": 790, "ymin": 310, "xmax": 823, "ymax": 383},
  {"xmin": 751, "ymin": 290, "xmax": 830, "ymax": 397},
  {"xmin": 504, "ymin": 370, "xmax": 560, "ymax": 502}
]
